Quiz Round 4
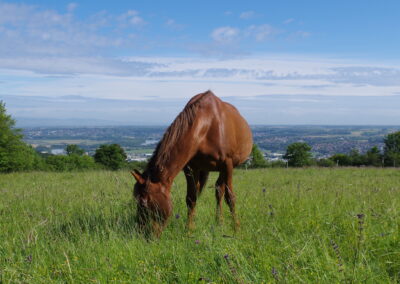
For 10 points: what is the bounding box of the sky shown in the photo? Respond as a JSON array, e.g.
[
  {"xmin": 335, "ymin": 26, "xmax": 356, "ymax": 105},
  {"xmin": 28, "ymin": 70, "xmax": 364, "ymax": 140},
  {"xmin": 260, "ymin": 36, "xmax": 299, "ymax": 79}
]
[{"xmin": 1, "ymin": 0, "xmax": 400, "ymax": 126}]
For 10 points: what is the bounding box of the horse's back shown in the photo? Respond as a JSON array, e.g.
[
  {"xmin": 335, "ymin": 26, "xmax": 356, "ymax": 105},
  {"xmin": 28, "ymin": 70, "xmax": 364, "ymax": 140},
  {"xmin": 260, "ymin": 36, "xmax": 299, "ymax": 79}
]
[
  {"xmin": 191, "ymin": 91, "xmax": 253, "ymax": 168},
  {"xmin": 220, "ymin": 99, "xmax": 253, "ymax": 166}
]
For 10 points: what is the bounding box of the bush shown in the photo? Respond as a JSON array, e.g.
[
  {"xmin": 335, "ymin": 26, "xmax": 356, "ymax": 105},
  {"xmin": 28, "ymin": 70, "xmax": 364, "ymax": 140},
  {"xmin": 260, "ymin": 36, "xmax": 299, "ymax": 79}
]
[
  {"xmin": 94, "ymin": 144, "xmax": 127, "ymax": 170},
  {"xmin": 329, "ymin": 154, "xmax": 352, "ymax": 166},
  {"xmin": 66, "ymin": 144, "xmax": 85, "ymax": 156},
  {"xmin": 270, "ymin": 160, "xmax": 286, "ymax": 168},
  {"xmin": 45, "ymin": 155, "xmax": 97, "ymax": 171},
  {"xmin": 316, "ymin": 158, "xmax": 335, "ymax": 167},
  {"xmin": 248, "ymin": 144, "xmax": 268, "ymax": 168},
  {"xmin": 127, "ymin": 160, "xmax": 148, "ymax": 171}
]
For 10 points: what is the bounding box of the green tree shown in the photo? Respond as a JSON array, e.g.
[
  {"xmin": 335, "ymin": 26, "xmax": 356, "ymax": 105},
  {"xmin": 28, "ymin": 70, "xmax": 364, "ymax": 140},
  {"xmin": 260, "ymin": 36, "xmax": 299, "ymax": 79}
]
[
  {"xmin": 94, "ymin": 144, "xmax": 127, "ymax": 170},
  {"xmin": 366, "ymin": 146, "xmax": 382, "ymax": 167},
  {"xmin": 349, "ymin": 149, "xmax": 366, "ymax": 166},
  {"xmin": 330, "ymin": 153, "xmax": 352, "ymax": 166},
  {"xmin": 283, "ymin": 142, "xmax": 312, "ymax": 167},
  {"xmin": 384, "ymin": 131, "xmax": 400, "ymax": 167},
  {"xmin": 0, "ymin": 101, "xmax": 40, "ymax": 172},
  {"xmin": 66, "ymin": 144, "xmax": 85, "ymax": 156},
  {"xmin": 249, "ymin": 144, "xmax": 267, "ymax": 168}
]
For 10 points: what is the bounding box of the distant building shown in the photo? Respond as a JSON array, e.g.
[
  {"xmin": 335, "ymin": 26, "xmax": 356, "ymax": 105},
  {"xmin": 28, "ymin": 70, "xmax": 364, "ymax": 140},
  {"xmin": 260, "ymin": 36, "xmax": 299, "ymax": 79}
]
[
  {"xmin": 141, "ymin": 139, "xmax": 159, "ymax": 146},
  {"xmin": 51, "ymin": 149, "xmax": 65, "ymax": 155}
]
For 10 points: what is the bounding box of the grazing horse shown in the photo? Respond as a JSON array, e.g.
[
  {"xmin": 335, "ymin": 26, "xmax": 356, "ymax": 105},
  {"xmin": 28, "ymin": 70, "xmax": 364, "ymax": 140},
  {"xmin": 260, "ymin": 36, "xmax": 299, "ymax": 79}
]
[{"xmin": 131, "ymin": 91, "xmax": 253, "ymax": 235}]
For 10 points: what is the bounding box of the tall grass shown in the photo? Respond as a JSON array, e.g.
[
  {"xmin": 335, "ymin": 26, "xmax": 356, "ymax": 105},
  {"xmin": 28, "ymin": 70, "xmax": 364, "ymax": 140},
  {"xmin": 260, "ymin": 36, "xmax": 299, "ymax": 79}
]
[{"xmin": 0, "ymin": 168, "xmax": 399, "ymax": 283}]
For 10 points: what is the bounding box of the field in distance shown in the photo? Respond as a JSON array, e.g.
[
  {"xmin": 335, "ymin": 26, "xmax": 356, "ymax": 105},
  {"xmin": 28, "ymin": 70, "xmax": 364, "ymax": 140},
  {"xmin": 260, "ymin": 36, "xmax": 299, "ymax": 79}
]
[
  {"xmin": 22, "ymin": 125, "xmax": 400, "ymax": 157},
  {"xmin": 1, "ymin": 168, "xmax": 399, "ymax": 282}
]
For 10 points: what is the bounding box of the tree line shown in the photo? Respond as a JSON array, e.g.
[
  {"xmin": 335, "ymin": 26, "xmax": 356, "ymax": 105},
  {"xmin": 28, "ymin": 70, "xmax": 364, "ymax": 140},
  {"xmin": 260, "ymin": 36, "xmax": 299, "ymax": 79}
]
[
  {"xmin": 1, "ymin": 101, "xmax": 400, "ymax": 172},
  {"xmin": 248, "ymin": 135, "xmax": 400, "ymax": 168}
]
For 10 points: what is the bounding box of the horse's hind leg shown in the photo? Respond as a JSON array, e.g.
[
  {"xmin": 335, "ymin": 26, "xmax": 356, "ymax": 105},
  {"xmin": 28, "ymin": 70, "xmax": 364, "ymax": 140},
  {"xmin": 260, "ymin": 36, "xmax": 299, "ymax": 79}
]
[
  {"xmin": 184, "ymin": 166, "xmax": 199, "ymax": 231},
  {"xmin": 224, "ymin": 159, "xmax": 240, "ymax": 231},
  {"xmin": 215, "ymin": 173, "xmax": 225, "ymax": 225},
  {"xmin": 198, "ymin": 171, "xmax": 209, "ymax": 193}
]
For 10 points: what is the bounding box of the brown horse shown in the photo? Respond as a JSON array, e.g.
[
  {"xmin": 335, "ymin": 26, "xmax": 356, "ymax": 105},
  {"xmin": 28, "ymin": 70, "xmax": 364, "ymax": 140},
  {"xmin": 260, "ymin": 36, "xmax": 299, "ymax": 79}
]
[{"xmin": 131, "ymin": 90, "xmax": 253, "ymax": 235}]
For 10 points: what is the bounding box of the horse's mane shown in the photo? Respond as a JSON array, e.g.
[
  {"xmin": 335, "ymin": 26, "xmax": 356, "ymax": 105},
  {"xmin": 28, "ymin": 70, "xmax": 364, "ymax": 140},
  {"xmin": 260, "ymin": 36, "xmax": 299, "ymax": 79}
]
[{"xmin": 146, "ymin": 91, "xmax": 213, "ymax": 179}]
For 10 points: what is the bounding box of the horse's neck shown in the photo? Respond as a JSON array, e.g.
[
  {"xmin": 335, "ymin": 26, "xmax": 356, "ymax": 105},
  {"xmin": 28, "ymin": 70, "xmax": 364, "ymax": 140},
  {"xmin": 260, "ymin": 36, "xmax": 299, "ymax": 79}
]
[{"xmin": 152, "ymin": 136, "xmax": 196, "ymax": 186}]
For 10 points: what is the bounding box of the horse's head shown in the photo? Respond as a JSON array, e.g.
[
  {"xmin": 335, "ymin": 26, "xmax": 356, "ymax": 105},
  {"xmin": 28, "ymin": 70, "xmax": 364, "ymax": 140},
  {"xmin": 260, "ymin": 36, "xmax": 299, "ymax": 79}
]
[{"xmin": 131, "ymin": 170, "xmax": 172, "ymax": 234}]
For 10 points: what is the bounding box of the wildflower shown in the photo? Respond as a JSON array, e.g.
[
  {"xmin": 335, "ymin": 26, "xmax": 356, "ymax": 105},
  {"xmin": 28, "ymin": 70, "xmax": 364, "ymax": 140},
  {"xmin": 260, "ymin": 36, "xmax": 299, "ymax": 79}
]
[
  {"xmin": 357, "ymin": 213, "xmax": 365, "ymax": 234},
  {"xmin": 262, "ymin": 187, "xmax": 266, "ymax": 193},
  {"xmin": 175, "ymin": 213, "xmax": 180, "ymax": 219},
  {"xmin": 271, "ymin": 267, "xmax": 279, "ymax": 281},
  {"xmin": 330, "ymin": 240, "xmax": 344, "ymax": 273},
  {"xmin": 268, "ymin": 204, "xmax": 274, "ymax": 217},
  {"xmin": 195, "ymin": 240, "xmax": 200, "ymax": 244}
]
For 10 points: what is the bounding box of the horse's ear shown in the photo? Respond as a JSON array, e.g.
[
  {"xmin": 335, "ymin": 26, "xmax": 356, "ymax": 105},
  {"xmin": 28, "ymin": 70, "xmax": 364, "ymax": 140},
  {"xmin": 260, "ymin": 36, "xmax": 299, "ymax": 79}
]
[{"xmin": 131, "ymin": 170, "xmax": 145, "ymax": 184}]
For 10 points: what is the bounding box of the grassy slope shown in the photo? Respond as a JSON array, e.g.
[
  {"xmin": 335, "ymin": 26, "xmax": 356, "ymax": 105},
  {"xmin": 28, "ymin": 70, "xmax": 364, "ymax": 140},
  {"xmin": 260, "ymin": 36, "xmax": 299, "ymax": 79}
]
[{"xmin": 0, "ymin": 168, "xmax": 399, "ymax": 283}]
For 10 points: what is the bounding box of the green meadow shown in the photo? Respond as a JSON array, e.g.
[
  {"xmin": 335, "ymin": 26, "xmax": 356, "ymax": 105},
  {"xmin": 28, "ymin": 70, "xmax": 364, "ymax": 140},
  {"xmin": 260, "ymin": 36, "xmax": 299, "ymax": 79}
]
[{"xmin": 1, "ymin": 168, "xmax": 399, "ymax": 283}]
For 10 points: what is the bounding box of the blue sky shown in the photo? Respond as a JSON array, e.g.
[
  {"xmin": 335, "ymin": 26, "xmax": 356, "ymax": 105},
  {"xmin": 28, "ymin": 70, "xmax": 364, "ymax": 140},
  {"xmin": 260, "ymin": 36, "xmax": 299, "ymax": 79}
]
[{"xmin": 1, "ymin": 0, "xmax": 400, "ymax": 126}]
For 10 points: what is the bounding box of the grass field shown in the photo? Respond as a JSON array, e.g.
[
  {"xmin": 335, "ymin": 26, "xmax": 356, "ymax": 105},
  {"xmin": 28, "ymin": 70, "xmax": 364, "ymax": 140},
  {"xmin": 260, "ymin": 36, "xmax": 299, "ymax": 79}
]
[{"xmin": 1, "ymin": 168, "xmax": 399, "ymax": 283}]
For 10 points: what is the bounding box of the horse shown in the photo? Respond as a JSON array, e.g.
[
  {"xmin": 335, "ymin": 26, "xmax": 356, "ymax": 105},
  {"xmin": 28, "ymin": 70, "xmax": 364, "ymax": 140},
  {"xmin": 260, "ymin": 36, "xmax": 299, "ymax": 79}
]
[{"xmin": 131, "ymin": 90, "xmax": 253, "ymax": 236}]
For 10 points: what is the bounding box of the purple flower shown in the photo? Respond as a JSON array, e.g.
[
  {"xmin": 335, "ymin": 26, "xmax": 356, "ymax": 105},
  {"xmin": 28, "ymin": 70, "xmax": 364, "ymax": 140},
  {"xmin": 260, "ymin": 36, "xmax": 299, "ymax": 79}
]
[
  {"xmin": 224, "ymin": 254, "xmax": 229, "ymax": 260},
  {"xmin": 195, "ymin": 240, "xmax": 200, "ymax": 244},
  {"xmin": 262, "ymin": 187, "xmax": 266, "ymax": 193},
  {"xmin": 357, "ymin": 213, "xmax": 365, "ymax": 219},
  {"xmin": 272, "ymin": 267, "xmax": 279, "ymax": 281},
  {"xmin": 175, "ymin": 214, "xmax": 180, "ymax": 219}
]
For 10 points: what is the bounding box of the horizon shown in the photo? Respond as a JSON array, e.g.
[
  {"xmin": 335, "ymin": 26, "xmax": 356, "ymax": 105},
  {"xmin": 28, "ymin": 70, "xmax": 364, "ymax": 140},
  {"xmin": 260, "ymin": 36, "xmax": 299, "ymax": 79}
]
[
  {"xmin": 18, "ymin": 123, "xmax": 400, "ymax": 129},
  {"xmin": 1, "ymin": 1, "xmax": 400, "ymax": 126}
]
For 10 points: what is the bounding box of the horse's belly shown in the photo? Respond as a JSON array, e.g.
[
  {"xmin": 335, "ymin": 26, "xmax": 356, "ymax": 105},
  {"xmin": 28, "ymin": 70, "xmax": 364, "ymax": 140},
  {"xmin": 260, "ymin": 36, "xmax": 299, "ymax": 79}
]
[{"xmin": 187, "ymin": 153, "xmax": 221, "ymax": 171}]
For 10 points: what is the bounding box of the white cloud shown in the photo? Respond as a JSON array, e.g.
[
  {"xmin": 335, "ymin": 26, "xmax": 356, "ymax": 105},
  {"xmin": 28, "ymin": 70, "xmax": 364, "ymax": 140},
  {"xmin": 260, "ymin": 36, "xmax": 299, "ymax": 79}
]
[
  {"xmin": 295, "ymin": 31, "xmax": 311, "ymax": 38},
  {"xmin": 67, "ymin": 3, "xmax": 77, "ymax": 13},
  {"xmin": 246, "ymin": 24, "xmax": 277, "ymax": 41},
  {"xmin": 210, "ymin": 24, "xmax": 279, "ymax": 45},
  {"xmin": 166, "ymin": 19, "xmax": 175, "ymax": 26},
  {"xmin": 3, "ymin": 55, "xmax": 400, "ymax": 125},
  {"xmin": 119, "ymin": 10, "xmax": 146, "ymax": 26},
  {"xmin": 211, "ymin": 26, "xmax": 240, "ymax": 43},
  {"xmin": 239, "ymin": 11, "xmax": 255, "ymax": 19},
  {"xmin": 284, "ymin": 18, "xmax": 295, "ymax": 24},
  {"xmin": 2, "ymin": 56, "xmax": 400, "ymax": 103},
  {"xmin": 0, "ymin": 56, "xmax": 158, "ymax": 76},
  {"xmin": 0, "ymin": 2, "xmax": 147, "ymax": 58},
  {"xmin": 165, "ymin": 19, "xmax": 184, "ymax": 30}
]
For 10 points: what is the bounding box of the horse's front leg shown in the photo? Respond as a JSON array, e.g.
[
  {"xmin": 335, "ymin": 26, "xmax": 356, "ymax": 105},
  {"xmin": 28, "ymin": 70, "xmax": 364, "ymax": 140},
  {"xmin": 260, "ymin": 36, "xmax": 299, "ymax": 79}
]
[{"xmin": 184, "ymin": 166, "xmax": 199, "ymax": 231}]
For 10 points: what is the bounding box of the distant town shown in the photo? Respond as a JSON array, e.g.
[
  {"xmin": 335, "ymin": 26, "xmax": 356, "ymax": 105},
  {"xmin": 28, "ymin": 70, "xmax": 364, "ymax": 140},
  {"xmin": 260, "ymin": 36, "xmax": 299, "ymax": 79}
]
[{"xmin": 22, "ymin": 125, "xmax": 400, "ymax": 162}]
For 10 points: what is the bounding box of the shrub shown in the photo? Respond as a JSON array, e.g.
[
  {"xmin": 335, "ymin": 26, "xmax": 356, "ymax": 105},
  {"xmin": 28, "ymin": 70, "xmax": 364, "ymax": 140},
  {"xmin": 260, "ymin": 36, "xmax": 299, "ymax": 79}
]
[{"xmin": 94, "ymin": 144, "xmax": 127, "ymax": 170}]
